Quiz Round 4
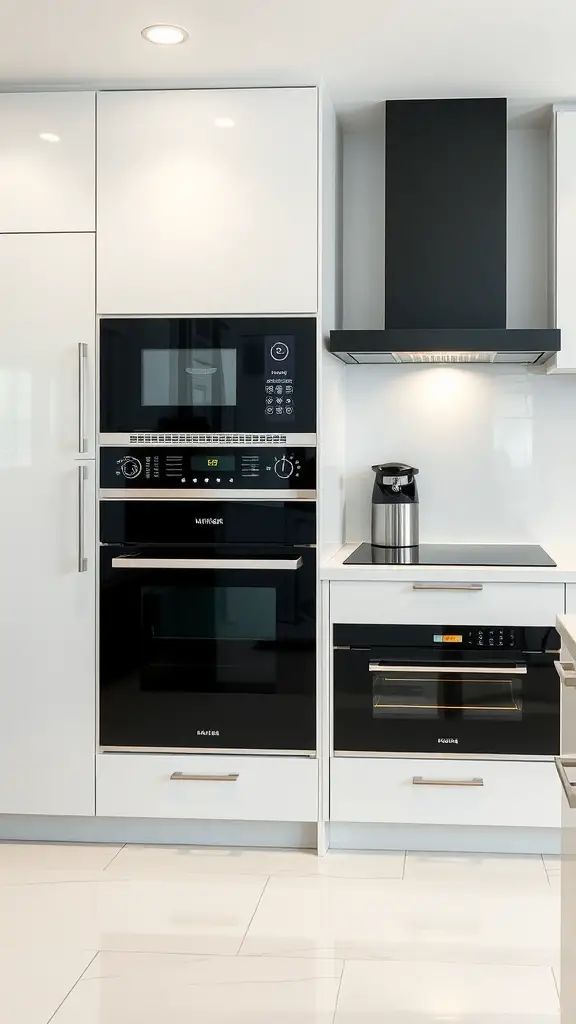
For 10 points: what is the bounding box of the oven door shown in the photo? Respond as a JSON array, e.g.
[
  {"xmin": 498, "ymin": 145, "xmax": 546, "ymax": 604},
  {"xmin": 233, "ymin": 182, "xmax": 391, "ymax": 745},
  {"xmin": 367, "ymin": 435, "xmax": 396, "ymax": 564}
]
[
  {"xmin": 100, "ymin": 547, "xmax": 316, "ymax": 752},
  {"xmin": 334, "ymin": 649, "xmax": 560, "ymax": 756},
  {"xmin": 99, "ymin": 317, "xmax": 317, "ymax": 437}
]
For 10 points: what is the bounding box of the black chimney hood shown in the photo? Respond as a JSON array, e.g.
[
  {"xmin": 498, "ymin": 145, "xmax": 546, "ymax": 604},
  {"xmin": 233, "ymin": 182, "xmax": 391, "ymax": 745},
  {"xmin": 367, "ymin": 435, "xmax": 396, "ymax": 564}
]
[{"xmin": 330, "ymin": 98, "xmax": 560, "ymax": 365}]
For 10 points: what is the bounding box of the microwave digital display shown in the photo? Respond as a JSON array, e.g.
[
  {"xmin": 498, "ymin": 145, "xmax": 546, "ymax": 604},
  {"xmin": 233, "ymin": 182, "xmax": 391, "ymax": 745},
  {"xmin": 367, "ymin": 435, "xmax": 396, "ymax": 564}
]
[{"xmin": 190, "ymin": 455, "xmax": 236, "ymax": 472}]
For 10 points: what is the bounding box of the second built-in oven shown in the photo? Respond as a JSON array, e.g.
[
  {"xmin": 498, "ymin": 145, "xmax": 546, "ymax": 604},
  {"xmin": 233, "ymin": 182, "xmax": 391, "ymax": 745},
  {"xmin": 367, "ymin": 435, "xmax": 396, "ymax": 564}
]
[{"xmin": 334, "ymin": 624, "xmax": 560, "ymax": 757}]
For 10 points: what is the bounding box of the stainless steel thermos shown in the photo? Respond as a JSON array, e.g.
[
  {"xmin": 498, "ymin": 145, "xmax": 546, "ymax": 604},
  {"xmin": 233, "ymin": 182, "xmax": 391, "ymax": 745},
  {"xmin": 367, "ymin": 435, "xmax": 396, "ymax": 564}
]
[{"xmin": 371, "ymin": 463, "xmax": 419, "ymax": 547}]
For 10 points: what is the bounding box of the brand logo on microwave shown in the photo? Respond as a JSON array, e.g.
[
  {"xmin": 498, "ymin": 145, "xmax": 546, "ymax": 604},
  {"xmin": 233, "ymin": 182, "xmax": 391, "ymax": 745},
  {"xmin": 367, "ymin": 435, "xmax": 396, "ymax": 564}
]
[
  {"xmin": 195, "ymin": 518, "xmax": 223, "ymax": 526},
  {"xmin": 197, "ymin": 729, "xmax": 220, "ymax": 737},
  {"xmin": 438, "ymin": 737, "xmax": 459, "ymax": 745}
]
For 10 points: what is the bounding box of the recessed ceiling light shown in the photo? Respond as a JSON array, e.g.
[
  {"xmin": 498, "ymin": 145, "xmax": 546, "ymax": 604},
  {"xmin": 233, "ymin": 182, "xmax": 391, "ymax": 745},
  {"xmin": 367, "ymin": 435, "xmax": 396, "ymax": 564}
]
[
  {"xmin": 141, "ymin": 23, "xmax": 189, "ymax": 45},
  {"xmin": 214, "ymin": 118, "xmax": 235, "ymax": 128},
  {"xmin": 39, "ymin": 132, "xmax": 60, "ymax": 143}
]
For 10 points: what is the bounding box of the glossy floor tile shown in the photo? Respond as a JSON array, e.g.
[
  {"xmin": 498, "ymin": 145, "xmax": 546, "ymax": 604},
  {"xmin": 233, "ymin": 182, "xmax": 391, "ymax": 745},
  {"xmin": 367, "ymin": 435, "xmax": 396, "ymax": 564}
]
[
  {"xmin": 105, "ymin": 844, "xmax": 406, "ymax": 880},
  {"xmin": 333, "ymin": 960, "xmax": 559, "ymax": 1023},
  {"xmin": 49, "ymin": 950, "xmax": 343, "ymax": 1024},
  {"xmin": 404, "ymin": 851, "xmax": 550, "ymax": 887},
  {"xmin": 240, "ymin": 874, "xmax": 560, "ymax": 964},
  {"xmin": 0, "ymin": 946, "xmax": 96, "ymax": 1024},
  {"xmin": 0, "ymin": 841, "xmax": 122, "ymax": 883},
  {"xmin": 0, "ymin": 873, "xmax": 268, "ymax": 954}
]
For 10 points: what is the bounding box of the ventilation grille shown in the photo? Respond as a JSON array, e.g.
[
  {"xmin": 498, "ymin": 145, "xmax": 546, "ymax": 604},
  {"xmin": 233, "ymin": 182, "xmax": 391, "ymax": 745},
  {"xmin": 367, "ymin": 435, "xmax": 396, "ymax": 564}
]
[{"xmin": 128, "ymin": 432, "xmax": 289, "ymax": 446}]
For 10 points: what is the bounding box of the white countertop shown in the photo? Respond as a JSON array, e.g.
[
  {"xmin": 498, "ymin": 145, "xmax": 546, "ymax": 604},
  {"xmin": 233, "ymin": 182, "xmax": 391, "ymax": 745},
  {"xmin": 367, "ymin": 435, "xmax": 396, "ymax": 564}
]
[
  {"xmin": 321, "ymin": 543, "xmax": 576, "ymax": 583},
  {"xmin": 557, "ymin": 615, "xmax": 576, "ymax": 662}
]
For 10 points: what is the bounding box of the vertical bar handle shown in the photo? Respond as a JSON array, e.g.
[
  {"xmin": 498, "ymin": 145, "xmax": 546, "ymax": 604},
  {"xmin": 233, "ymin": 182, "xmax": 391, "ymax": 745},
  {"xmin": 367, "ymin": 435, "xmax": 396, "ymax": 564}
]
[
  {"xmin": 78, "ymin": 465, "xmax": 87, "ymax": 573},
  {"xmin": 78, "ymin": 342, "xmax": 88, "ymax": 455}
]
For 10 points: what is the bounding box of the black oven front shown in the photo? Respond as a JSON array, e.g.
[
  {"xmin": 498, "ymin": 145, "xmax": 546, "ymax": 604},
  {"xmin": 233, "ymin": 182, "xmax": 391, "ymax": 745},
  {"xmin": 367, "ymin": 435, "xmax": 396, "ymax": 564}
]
[
  {"xmin": 99, "ymin": 317, "xmax": 317, "ymax": 440},
  {"xmin": 334, "ymin": 624, "xmax": 560, "ymax": 757},
  {"xmin": 100, "ymin": 498, "xmax": 316, "ymax": 754}
]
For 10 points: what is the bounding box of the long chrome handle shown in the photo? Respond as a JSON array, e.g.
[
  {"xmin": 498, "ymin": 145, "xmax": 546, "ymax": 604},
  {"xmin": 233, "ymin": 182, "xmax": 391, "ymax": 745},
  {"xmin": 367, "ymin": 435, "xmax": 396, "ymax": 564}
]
[
  {"xmin": 555, "ymin": 660, "xmax": 576, "ymax": 687},
  {"xmin": 78, "ymin": 342, "xmax": 88, "ymax": 455},
  {"xmin": 412, "ymin": 776, "xmax": 484, "ymax": 787},
  {"xmin": 170, "ymin": 772, "xmax": 239, "ymax": 783},
  {"xmin": 77, "ymin": 465, "xmax": 87, "ymax": 573},
  {"xmin": 412, "ymin": 583, "xmax": 483, "ymax": 591},
  {"xmin": 111, "ymin": 556, "xmax": 303, "ymax": 570},
  {"xmin": 554, "ymin": 757, "xmax": 576, "ymax": 809},
  {"xmin": 369, "ymin": 662, "xmax": 527, "ymax": 675}
]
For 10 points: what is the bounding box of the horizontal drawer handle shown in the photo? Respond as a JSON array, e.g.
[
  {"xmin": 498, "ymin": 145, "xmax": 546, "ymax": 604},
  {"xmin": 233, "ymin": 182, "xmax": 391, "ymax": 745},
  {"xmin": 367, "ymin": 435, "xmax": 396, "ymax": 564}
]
[
  {"xmin": 369, "ymin": 662, "xmax": 526, "ymax": 675},
  {"xmin": 412, "ymin": 583, "xmax": 483, "ymax": 591},
  {"xmin": 412, "ymin": 776, "xmax": 484, "ymax": 788},
  {"xmin": 112, "ymin": 557, "xmax": 302, "ymax": 571},
  {"xmin": 555, "ymin": 660, "xmax": 576, "ymax": 687},
  {"xmin": 170, "ymin": 772, "xmax": 239, "ymax": 782},
  {"xmin": 554, "ymin": 757, "xmax": 576, "ymax": 808}
]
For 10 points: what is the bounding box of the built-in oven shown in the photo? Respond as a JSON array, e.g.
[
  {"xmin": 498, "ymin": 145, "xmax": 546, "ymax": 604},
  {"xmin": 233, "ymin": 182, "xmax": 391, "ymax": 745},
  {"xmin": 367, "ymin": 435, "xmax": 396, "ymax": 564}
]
[
  {"xmin": 99, "ymin": 447, "xmax": 317, "ymax": 754},
  {"xmin": 99, "ymin": 317, "xmax": 317, "ymax": 441},
  {"xmin": 334, "ymin": 624, "xmax": 560, "ymax": 757}
]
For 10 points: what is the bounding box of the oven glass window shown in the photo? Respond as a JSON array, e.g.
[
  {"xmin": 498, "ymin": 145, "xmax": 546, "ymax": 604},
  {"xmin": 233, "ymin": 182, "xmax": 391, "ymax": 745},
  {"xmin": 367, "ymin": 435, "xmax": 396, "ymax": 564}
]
[
  {"xmin": 372, "ymin": 670, "xmax": 522, "ymax": 721},
  {"xmin": 141, "ymin": 349, "xmax": 237, "ymax": 407},
  {"xmin": 144, "ymin": 586, "xmax": 276, "ymax": 642}
]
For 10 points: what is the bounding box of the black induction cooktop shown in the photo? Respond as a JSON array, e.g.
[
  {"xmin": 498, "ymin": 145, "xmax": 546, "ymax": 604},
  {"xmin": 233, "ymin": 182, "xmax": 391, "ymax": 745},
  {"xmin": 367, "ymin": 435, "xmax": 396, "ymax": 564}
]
[{"xmin": 343, "ymin": 543, "xmax": 557, "ymax": 567}]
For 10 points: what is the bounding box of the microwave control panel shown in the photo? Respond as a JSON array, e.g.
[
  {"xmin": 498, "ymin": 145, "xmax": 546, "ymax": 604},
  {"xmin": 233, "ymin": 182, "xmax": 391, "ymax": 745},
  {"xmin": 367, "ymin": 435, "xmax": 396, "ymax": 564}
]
[{"xmin": 100, "ymin": 447, "xmax": 316, "ymax": 491}]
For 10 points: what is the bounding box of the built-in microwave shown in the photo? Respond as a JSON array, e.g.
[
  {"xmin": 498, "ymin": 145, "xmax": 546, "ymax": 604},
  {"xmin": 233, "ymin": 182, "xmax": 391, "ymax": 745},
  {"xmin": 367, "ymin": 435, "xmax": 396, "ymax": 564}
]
[
  {"xmin": 99, "ymin": 317, "xmax": 317, "ymax": 442},
  {"xmin": 333, "ymin": 624, "xmax": 560, "ymax": 758}
]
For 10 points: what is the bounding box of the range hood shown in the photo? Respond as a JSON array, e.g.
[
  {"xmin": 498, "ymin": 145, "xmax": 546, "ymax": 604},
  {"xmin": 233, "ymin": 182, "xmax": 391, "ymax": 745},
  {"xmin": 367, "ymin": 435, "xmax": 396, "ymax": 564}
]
[{"xmin": 330, "ymin": 98, "xmax": 560, "ymax": 366}]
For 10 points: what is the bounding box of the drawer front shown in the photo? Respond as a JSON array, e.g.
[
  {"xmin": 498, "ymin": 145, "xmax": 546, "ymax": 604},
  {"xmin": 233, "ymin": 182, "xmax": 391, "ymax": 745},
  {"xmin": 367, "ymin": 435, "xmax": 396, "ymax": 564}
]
[
  {"xmin": 330, "ymin": 581, "xmax": 565, "ymax": 626},
  {"xmin": 97, "ymin": 754, "xmax": 318, "ymax": 821},
  {"xmin": 330, "ymin": 756, "xmax": 560, "ymax": 828}
]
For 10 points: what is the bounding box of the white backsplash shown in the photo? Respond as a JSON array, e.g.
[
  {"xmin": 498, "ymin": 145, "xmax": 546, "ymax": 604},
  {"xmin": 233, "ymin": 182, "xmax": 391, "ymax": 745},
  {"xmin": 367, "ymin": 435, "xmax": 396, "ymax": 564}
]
[{"xmin": 344, "ymin": 363, "xmax": 576, "ymax": 552}]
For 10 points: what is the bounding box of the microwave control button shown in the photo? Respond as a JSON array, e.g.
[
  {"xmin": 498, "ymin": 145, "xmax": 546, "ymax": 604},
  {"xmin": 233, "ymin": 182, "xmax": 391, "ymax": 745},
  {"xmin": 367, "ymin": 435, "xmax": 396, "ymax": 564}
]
[
  {"xmin": 120, "ymin": 457, "xmax": 142, "ymax": 480},
  {"xmin": 271, "ymin": 341, "xmax": 289, "ymax": 361},
  {"xmin": 274, "ymin": 456, "xmax": 294, "ymax": 480}
]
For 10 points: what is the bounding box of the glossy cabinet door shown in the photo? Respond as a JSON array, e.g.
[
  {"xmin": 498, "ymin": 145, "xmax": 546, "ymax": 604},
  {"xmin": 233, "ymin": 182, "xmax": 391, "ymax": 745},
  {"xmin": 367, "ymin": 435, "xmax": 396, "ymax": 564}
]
[
  {"xmin": 97, "ymin": 88, "xmax": 318, "ymax": 316},
  {"xmin": 553, "ymin": 110, "xmax": 576, "ymax": 372},
  {"xmin": 0, "ymin": 92, "xmax": 95, "ymax": 232},
  {"xmin": 0, "ymin": 235, "xmax": 95, "ymax": 816}
]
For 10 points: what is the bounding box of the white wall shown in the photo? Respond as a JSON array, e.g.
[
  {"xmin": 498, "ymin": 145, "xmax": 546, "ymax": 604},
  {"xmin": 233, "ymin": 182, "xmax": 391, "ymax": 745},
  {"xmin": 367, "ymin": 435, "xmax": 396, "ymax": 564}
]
[{"xmin": 340, "ymin": 122, "xmax": 576, "ymax": 554}]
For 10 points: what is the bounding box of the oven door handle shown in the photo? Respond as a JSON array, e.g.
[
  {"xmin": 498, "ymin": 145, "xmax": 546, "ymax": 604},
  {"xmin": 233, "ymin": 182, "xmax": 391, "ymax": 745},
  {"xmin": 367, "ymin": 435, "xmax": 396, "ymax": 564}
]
[
  {"xmin": 368, "ymin": 662, "xmax": 527, "ymax": 675},
  {"xmin": 110, "ymin": 556, "xmax": 303, "ymax": 570}
]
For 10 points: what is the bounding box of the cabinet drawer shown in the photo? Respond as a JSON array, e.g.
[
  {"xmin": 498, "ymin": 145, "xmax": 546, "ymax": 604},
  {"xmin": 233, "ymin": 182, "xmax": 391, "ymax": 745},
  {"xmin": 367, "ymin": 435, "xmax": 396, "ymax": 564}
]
[
  {"xmin": 330, "ymin": 581, "xmax": 564, "ymax": 626},
  {"xmin": 330, "ymin": 756, "xmax": 560, "ymax": 828},
  {"xmin": 97, "ymin": 754, "xmax": 318, "ymax": 821}
]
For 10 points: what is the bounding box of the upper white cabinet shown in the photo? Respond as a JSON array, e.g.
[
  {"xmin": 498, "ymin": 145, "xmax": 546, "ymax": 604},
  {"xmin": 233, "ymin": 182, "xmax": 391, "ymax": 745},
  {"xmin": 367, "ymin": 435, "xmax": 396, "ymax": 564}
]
[
  {"xmin": 551, "ymin": 109, "xmax": 576, "ymax": 372},
  {"xmin": 97, "ymin": 88, "xmax": 319, "ymax": 316},
  {"xmin": 0, "ymin": 234, "xmax": 96, "ymax": 816},
  {"xmin": 0, "ymin": 92, "xmax": 95, "ymax": 233}
]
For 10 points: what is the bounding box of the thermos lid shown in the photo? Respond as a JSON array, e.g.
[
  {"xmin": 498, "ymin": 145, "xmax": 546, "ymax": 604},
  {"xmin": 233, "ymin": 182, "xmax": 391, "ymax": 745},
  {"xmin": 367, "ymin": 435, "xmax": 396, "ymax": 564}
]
[{"xmin": 372, "ymin": 463, "xmax": 419, "ymax": 487}]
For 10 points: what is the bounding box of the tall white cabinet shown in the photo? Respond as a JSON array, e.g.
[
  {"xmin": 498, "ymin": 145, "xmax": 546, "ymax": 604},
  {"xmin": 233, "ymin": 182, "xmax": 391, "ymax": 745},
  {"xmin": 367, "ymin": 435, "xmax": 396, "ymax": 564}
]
[{"xmin": 96, "ymin": 88, "xmax": 319, "ymax": 316}]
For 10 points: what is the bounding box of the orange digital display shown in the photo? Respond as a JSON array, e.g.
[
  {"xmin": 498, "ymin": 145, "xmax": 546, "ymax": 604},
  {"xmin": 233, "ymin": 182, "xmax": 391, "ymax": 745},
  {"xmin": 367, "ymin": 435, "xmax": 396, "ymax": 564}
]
[{"xmin": 442, "ymin": 635, "xmax": 463, "ymax": 643}]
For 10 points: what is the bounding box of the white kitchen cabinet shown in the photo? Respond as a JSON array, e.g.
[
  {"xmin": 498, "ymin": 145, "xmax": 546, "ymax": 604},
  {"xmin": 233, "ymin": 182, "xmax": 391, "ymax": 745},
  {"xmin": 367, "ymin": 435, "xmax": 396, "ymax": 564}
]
[
  {"xmin": 331, "ymin": 756, "xmax": 560, "ymax": 828},
  {"xmin": 550, "ymin": 108, "xmax": 576, "ymax": 372},
  {"xmin": 0, "ymin": 234, "xmax": 96, "ymax": 816},
  {"xmin": 97, "ymin": 753, "xmax": 318, "ymax": 822},
  {"xmin": 0, "ymin": 92, "xmax": 95, "ymax": 233},
  {"xmin": 97, "ymin": 88, "xmax": 318, "ymax": 316}
]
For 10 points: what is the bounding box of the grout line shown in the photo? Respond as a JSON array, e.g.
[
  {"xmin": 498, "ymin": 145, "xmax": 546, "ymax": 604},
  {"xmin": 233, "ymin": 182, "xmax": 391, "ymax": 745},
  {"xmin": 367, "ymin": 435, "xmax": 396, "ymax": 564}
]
[
  {"xmin": 45, "ymin": 950, "xmax": 99, "ymax": 1024},
  {"xmin": 402, "ymin": 851, "xmax": 407, "ymax": 880},
  {"xmin": 102, "ymin": 844, "xmax": 126, "ymax": 872},
  {"xmin": 331, "ymin": 960, "xmax": 346, "ymax": 1023},
  {"xmin": 552, "ymin": 965, "xmax": 560, "ymax": 1002},
  {"xmin": 236, "ymin": 876, "xmax": 270, "ymax": 956}
]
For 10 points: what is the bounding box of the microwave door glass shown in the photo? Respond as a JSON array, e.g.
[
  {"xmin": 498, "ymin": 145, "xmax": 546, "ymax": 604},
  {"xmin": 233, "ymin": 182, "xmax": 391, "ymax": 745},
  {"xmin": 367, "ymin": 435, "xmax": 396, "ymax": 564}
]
[{"xmin": 141, "ymin": 349, "xmax": 237, "ymax": 407}]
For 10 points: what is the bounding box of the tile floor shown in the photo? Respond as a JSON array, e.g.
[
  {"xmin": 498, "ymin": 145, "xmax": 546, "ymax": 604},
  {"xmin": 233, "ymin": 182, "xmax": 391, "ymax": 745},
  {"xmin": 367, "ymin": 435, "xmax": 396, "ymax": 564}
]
[{"xmin": 0, "ymin": 841, "xmax": 561, "ymax": 1022}]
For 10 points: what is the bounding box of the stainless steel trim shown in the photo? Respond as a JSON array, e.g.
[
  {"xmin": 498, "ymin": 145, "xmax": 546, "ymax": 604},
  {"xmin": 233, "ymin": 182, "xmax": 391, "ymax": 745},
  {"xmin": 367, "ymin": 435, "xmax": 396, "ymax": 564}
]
[
  {"xmin": 77, "ymin": 465, "xmax": 87, "ymax": 572},
  {"xmin": 100, "ymin": 489, "xmax": 317, "ymax": 501},
  {"xmin": 412, "ymin": 775, "xmax": 484, "ymax": 787},
  {"xmin": 555, "ymin": 660, "xmax": 576, "ymax": 687},
  {"xmin": 372, "ymin": 504, "xmax": 418, "ymax": 548},
  {"xmin": 334, "ymin": 750, "xmax": 554, "ymax": 761},
  {"xmin": 100, "ymin": 432, "xmax": 317, "ymax": 447},
  {"xmin": 170, "ymin": 772, "xmax": 239, "ymax": 782},
  {"xmin": 100, "ymin": 745, "xmax": 317, "ymax": 756},
  {"xmin": 368, "ymin": 662, "xmax": 527, "ymax": 675},
  {"xmin": 554, "ymin": 756, "xmax": 576, "ymax": 808},
  {"xmin": 333, "ymin": 646, "xmax": 351, "ymax": 651},
  {"xmin": 78, "ymin": 342, "xmax": 88, "ymax": 454},
  {"xmin": 111, "ymin": 556, "xmax": 303, "ymax": 570},
  {"xmin": 412, "ymin": 583, "xmax": 484, "ymax": 591}
]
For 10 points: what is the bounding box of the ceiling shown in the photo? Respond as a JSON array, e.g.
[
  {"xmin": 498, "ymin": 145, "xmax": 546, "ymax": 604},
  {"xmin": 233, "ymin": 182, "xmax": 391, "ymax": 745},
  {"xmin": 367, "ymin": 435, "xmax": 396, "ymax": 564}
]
[{"xmin": 2, "ymin": 0, "xmax": 576, "ymax": 123}]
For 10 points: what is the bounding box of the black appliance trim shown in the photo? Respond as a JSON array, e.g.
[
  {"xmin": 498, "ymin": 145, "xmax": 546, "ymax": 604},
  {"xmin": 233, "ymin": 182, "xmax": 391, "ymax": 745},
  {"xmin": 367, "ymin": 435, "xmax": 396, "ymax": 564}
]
[{"xmin": 328, "ymin": 329, "xmax": 560, "ymax": 360}]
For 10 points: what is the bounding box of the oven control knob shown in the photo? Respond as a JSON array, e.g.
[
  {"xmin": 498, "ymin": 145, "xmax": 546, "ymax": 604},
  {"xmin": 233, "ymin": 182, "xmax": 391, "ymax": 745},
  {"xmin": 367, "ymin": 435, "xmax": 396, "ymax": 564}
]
[
  {"xmin": 274, "ymin": 456, "xmax": 294, "ymax": 480},
  {"xmin": 121, "ymin": 457, "xmax": 142, "ymax": 480}
]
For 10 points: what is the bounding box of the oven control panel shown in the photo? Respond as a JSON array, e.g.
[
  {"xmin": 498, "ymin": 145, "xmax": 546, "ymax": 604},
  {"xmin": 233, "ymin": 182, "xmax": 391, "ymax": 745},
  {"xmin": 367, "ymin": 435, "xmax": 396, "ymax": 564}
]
[
  {"xmin": 100, "ymin": 447, "xmax": 316, "ymax": 491},
  {"xmin": 433, "ymin": 627, "xmax": 517, "ymax": 649}
]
